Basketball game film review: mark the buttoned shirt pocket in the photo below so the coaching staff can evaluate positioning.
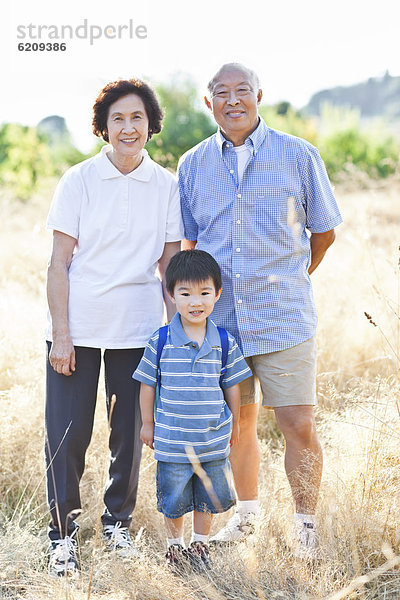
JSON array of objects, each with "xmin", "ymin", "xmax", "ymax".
[{"xmin": 251, "ymin": 185, "xmax": 306, "ymax": 229}]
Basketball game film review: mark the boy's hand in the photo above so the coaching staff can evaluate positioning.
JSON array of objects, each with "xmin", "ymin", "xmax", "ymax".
[
  {"xmin": 140, "ymin": 422, "xmax": 154, "ymax": 449},
  {"xmin": 230, "ymin": 422, "xmax": 240, "ymax": 447}
]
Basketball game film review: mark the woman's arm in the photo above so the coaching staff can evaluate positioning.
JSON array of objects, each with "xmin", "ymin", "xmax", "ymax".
[
  {"xmin": 158, "ymin": 241, "xmax": 180, "ymax": 322},
  {"xmin": 47, "ymin": 230, "xmax": 77, "ymax": 376},
  {"xmin": 223, "ymin": 384, "xmax": 241, "ymax": 447},
  {"xmin": 139, "ymin": 383, "xmax": 156, "ymax": 449}
]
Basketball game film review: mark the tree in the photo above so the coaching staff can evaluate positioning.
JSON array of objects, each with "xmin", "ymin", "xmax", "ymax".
[
  {"xmin": 0, "ymin": 123, "xmax": 55, "ymax": 200},
  {"xmin": 146, "ymin": 77, "xmax": 216, "ymax": 170}
]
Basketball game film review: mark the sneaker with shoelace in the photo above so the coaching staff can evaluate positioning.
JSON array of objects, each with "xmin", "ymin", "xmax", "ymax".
[
  {"xmin": 293, "ymin": 520, "xmax": 321, "ymax": 560},
  {"xmin": 209, "ymin": 511, "xmax": 256, "ymax": 545},
  {"xmin": 102, "ymin": 521, "xmax": 141, "ymax": 559},
  {"xmin": 48, "ymin": 530, "xmax": 79, "ymax": 578},
  {"xmin": 187, "ymin": 541, "xmax": 212, "ymax": 572}
]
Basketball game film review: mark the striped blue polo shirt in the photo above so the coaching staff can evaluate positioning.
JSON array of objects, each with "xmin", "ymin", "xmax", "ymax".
[
  {"xmin": 178, "ymin": 118, "xmax": 343, "ymax": 357},
  {"xmin": 133, "ymin": 313, "xmax": 252, "ymax": 463}
]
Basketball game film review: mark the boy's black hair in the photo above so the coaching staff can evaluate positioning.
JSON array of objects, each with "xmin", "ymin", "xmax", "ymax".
[{"xmin": 165, "ymin": 250, "xmax": 222, "ymax": 295}]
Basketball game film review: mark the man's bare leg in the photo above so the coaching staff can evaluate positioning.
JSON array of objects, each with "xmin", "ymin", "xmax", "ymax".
[
  {"xmin": 274, "ymin": 405, "xmax": 322, "ymax": 514},
  {"xmin": 210, "ymin": 403, "xmax": 260, "ymax": 543},
  {"xmin": 229, "ymin": 402, "xmax": 260, "ymax": 500}
]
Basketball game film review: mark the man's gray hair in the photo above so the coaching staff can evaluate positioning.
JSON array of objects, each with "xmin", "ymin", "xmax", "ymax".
[{"xmin": 207, "ymin": 63, "xmax": 260, "ymax": 94}]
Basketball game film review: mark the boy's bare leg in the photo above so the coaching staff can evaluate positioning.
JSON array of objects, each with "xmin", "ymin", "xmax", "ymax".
[
  {"xmin": 164, "ymin": 516, "xmax": 184, "ymax": 542},
  {"xmin": 192, "ymin": 511, "xmax": 212, "ymax": 536}
]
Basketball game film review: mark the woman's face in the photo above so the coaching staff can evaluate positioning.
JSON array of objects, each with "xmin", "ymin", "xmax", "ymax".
[{"xmin": 106, "ymin": 93, "xmax": 149, "ymax": 162}]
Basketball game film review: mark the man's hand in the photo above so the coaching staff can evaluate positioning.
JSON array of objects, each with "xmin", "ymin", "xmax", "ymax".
[
  {"xmin": 308, "ymin": 230, "xmax": 336, "ymax": 274},
  {"xmin": 140, "ymin": 422, "xmax": 154, "ymax": 449},
  {"xmin": 49, "ymin": 335, "xmax": 76, "ymax": 376},
  {"xmin": 230, "ymin": 421, "xmax": 240, "ymax": 447}
]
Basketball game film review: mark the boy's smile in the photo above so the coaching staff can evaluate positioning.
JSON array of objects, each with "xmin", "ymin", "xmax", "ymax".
[{"xmin": 169, "ymin": 278, "xmax": 221, "ymax": 331}]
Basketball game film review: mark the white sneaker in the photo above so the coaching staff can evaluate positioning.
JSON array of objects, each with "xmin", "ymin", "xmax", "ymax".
[
  {"xmin": 209, "ymin": 511, "xmax": 256, "ymax": 544},
  {"xmin": 293, "ymin": 521, "xmax": 320, "ymax": 560},
  {"xmin": 102, "ymin": 521, "xmax": 141, "ymax": 559},
  {"xmin": 48, "ymin": 531, "xmax": 79, "ymax": 578}
]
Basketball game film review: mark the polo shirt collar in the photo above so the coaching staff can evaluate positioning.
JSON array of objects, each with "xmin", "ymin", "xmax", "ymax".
[
  {"xmin": 168, "ymin": 313, "xmax": 221, "ymax": 353},
  {"xmin": 94, "ymin": 145, "xmax": 154, "ymax": 181},
  {"xmin": 215, "ymin": 116, "xmax": 268, "ymax": 156}
]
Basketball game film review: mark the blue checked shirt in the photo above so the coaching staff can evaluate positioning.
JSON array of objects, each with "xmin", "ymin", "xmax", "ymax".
[
  {"xmin": 133, "ymin": 314, "xmax": 251, "ymax": 463},
  {"xmin": 178, "ymin": 118, "xmax": 342, "ymax": 356}
]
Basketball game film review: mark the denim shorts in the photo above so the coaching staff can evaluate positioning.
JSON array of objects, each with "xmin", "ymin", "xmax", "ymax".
[{"xmin": 156, "ymin": 458, "xmax": 235, "ymax": 519}]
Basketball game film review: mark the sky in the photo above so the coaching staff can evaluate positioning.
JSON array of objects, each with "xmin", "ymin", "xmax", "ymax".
[{"xmin": 2, "ymin": 0, "xmax": 399, "ymax": 151}]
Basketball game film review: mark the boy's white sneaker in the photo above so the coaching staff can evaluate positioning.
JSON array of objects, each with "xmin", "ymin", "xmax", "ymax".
[{"xmin": 209, "ymin": 510, "xmax": 255, "ymax": 544}]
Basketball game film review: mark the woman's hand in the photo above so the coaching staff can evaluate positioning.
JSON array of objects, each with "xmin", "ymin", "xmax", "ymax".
[
  {"xmin": 49, "ymin": 335, "xmax": 76, "ymax": 376},
  {"xmin": 140, "ymin": 422, "xmax": 154, "ymax": 449}
]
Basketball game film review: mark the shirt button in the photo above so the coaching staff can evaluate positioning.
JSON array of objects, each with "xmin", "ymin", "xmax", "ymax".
[
  {"xmin": 230, "ymin": 169, "xmax": 234, "ymax": 174},
  {"xmin": 236, "ymin": 273, "xmax": 240, "ymax": 278},
  {"xmin": 192, "ymin": 344, "xmax": 196, "ymax": 348},
  {"xmin": 237, "ymin": 193, "xmax": 242, "ymax": 198},
  {"xmin": 236, "ymin": 219, "xmax": 241, "ymax": 224},
  {"xmin": 237, "ymin": 299, "xmax": 243, "ymax": 304},
  {"xmin": 236, "ymin": 248, "xmax": 240, "ymax": 252}
]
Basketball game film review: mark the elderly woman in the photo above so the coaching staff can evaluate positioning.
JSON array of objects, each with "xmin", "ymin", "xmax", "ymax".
[{"xmin": 45, "ymin": 79, "xmax": 183, "ymax": 577}]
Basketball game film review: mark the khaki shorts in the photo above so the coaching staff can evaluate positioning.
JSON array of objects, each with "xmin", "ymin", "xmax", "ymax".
[{"xmin": 239, "ymin": 336, "xmax": 317, "ymax": 408}]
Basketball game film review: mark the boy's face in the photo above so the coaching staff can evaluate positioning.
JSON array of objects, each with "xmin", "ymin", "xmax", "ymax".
[{"xmin": 169, "ymin": 278, "xmax": 221, "ymax": 328}]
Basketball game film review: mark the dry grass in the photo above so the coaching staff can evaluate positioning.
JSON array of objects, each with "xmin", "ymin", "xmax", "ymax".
[{"xmin": 1, "ymin": 177, "xmax": 399, "ymax": 599}]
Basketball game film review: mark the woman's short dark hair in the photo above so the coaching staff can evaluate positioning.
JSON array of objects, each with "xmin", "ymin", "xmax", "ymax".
[
  {"xmin": 92, "ymin": 78, "xmax": 163, "ymax": 142},
  {"xmin": 166, "ymin": 250, "xmax": 222, "ymax": 295}
]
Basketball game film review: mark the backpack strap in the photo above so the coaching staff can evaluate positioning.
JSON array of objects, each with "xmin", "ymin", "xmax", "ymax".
[
  {"xmin": 217, "ymin": 326, "xmax": 229, "ymax": 386},
  {"xmin": 154, "ymin": 325, "xmax": 169, "ymax": 417},
  {"xmin": 156, "ymin": 325, "xmax": 169, "ymax": 391}
]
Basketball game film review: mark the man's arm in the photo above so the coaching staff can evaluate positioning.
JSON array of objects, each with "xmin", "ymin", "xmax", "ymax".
[
  {"xmin": 158, "ymin": 241, "xmax": 180, "ymax": 321},
  {"xmin": 308, "ymin": 229, "xmax": 336, "ymax": 274},
  {"xmin": 181, "ymin": 239, "xmax": 197, "ymax": 251}
]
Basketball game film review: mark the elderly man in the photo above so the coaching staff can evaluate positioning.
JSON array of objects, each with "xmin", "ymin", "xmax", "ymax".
[{"xmin": 178, "ymin": 63, "xmax": 342, "ymax": 555}]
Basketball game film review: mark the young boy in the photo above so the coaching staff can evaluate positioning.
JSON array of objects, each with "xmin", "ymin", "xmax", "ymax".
[{"xmin": 133, "ymin": 250, "xmax": 252, "ymax": 571}]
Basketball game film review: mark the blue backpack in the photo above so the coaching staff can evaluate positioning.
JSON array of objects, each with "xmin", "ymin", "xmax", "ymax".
[{"xmin": 155, "ymin": 325, "xmax": 229, "ymax": 399}]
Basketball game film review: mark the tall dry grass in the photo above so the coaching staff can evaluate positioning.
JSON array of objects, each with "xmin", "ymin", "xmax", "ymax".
[{"xmin": 0, "ymin": 178, "xmax": 399, "ymax": 599}]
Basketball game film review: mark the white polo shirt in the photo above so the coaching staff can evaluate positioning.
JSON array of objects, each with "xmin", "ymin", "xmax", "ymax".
[{"xmin": 46, "ymin": 145, "xmax": 184, "ymax": 349}]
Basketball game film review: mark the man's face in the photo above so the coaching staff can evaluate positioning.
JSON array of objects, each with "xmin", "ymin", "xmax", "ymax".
[{"xmin": 205, "ymin": 68, "xmax": 262, "ymax": 143}]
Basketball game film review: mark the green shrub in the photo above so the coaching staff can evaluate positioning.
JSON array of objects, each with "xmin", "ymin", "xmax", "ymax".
[
  {"xmin": 317, "ymin": 106, "xmax": 399, "ymax": 181},
  {"xmin": 0, "ymin": 124, "xmax": 55, "ymax": 200},
  {"xmin": 259, "ymin": 103, "xmax": 318, "ymax": 146}
]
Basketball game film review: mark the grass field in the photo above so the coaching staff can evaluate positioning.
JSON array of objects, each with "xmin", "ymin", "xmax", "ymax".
[{"xmin": 0, "ymin": 177, "xmax": 399, "ymax": 599}]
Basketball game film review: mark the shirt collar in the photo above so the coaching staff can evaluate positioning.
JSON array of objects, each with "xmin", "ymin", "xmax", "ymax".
[
  {"xmin": 215, "ymin": 117, "xmax": 267, "ymax": 156},
  {"xmin": 168, "ymin": 313, "xmax": 221, "ymax": 349},
  {"xmin": 94, "ymin": 145, "xmax": 154, "ymax": 181}
]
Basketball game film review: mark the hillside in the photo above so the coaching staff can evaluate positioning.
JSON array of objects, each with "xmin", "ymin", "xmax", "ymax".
[
  {"xmin": 1, "ymin": 179, "xmax": 400, "ymax": 598},
  {"xmin": 304, "ymin": 71, "xmax": 400, "ymax": 119}
]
